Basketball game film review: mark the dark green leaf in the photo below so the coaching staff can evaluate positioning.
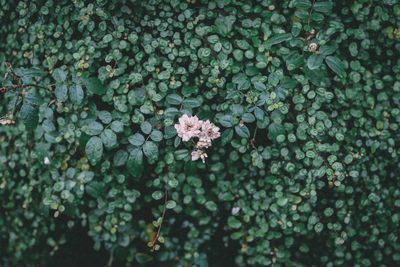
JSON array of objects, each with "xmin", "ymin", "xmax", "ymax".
[
  {"xmin": 101, "ymin": 129, "xmax": 117, "ymax": 149},
  {"xmin": 235, "ymin": 125, "xmax": 250, "ymax": 138},
  {"xmin": 264, "ymin": 33, "xmax": 292, "ymax": 47},
  {"xmin": 52, "ymin": 68, "xmax": 67, "ymax": 82},
  {"xmin": 140, "ymin": 121, "xmax": 153, "ymax": 134},
  {"xmin": 85, "ymin": 136, "xmax": 103, "ymax": 165},
  {"xmin": 143, "ymin": 141, "xmax": 158, "ymax": 160},
  {"xmin": 55, "ymin": 84, "xmax": 68, "ymax": 102},
  {"xmin": 85, "ymin": 77, "xmax": 106, "ymax": 95},
  {"xmin": 14, "ymin": 68, "xmax": 45, "ymax": 84},
  {"xmin": 150, "ymin": 130, "xmax": 163, "ymax": 142},
  {"xmin": 215, "ymin": 15, "xmax": 236, "ymax": 36},
  {"xmin": 294, "ymin": 0, "xmax": 312, "ymax": 9},
  {"xmin": 128, "ymin": 133, "xmax": 145, "ymax": 146},
  {"xmin": 82, "ymin": 121, "xmax": 104, "ymax": 136},
  {"xmin": 69, "ymin": 85, "xmax": 84, "ymax": 105},
  {"xmin": 166, "ymin": 94, "xmax": 183, "ymax": 105},
  {"xmin": 325, "ymin": 56, "xmax": 346, "ymax": 77},
  {"xmin": 307, "ymin": 54, "xmax": 324, "ymax": 70},
  {"xmin": 313, "ymin": 1, "xmax": 333, "ymax": 13},
  {"xmin": 20, "ymin": 101, "xmax": 39, "ymax": 130}
]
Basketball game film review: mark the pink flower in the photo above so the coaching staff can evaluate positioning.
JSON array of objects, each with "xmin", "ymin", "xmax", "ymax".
[
  {"xmin": 174, "ymin": 114, "xmax": 202, "ymax": 141},
  {"xmin": 199, "ymin": 120, "xmax": 220, "ymax": 141},
  {"xmin": 0, "ymin": 118, "xmax": 15, "ymax": 125},
  {"xmin": 196, "ymin": 139, "xmax": 212, "ymax": 149},
  {"xmin": 191, "ymin": 150, "xmax": 208, "ymax": 163},
  {"xmin": 175, "ymin": 115, "xmax": 220, "ymax": 163}
]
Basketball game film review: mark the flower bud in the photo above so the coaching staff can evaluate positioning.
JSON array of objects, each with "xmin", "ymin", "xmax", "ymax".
[{"xmin": 308, "ymin": 43, "xmax": 318, "ymax": 52}]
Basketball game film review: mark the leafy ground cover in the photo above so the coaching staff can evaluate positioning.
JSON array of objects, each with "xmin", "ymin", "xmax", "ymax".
[{"xmin": 1, "ymin": 0, "xmax": 399, "ymax": 266}]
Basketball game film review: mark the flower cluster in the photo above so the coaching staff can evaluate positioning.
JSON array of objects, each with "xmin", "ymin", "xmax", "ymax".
[
  {"xmin": 174, "ymin": 114, "xmax": 220, "ymax": 163},
  {"xmin": 0, "ymin": 117, "xmax": 15, "ymax": 125}
]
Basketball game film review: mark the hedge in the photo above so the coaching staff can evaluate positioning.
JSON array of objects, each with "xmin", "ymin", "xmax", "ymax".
[{"xmin": 1, "ymin": 0, "xmax": 400, "ymax": 266}]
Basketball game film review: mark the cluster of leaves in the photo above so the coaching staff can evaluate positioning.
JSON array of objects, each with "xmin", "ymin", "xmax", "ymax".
[{"xmin": 1, "ymin": 0, "xmax": 400, "ymax": 266}]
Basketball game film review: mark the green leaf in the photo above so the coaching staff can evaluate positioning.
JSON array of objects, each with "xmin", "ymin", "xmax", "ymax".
[
  {"xmin": 111, "ymin": 121, "xmax": 124, "ymax": 133},
  {"xmin": 325, "ymin": 56, "xmax": 346, "ymax": 77},
  {"xmin": 286, "ymin": 51, "xmax": 304, "ymax": 70},
  {"xmin": 313, "ymin": 1, "xmax": 333, "ymax": 13},
  {"xmin": 182, "ymin": 85, "xmax": 198, "ymax": 96},
  {"xmin": 242, "ymin": 113, "xmax": 255, "ymax": 123},
  {"xmin": 130, "ymin": 148, "xmax": 143, "ymax": 163},
  {"xmin": 307, "ymin": 54, "xmax": 324, "ymax": 70},
  {"xmin": 205, "ymin": 201, "xmax": 218, "ymax": 212},
  {"xmin": 264, "ymin": 33, "xmax": 292, "ymax": 47},
  {"xmin": 221, "ymin": 129, "xmax": 233, "ymax": 145},
  {"xmin": 268, "ymin": 123, "xmax": 285, "ymax": 141},
  {"xmin": 14, "ymin": 68, "xmax": 45, "ymax": 84},
  {"xmin": 53, "ymin": 181, "xmax": 65, "ymax": 192},
  {"xmin": 235, "ymin": 125, "xmax": 250, "ymax": 138},
  {"xmin": 254, "ymin": 107, "xmax": 265, "ymax": 120},
  {"xmin": 174, "ymin": 149, "xmax": 189, "ymax": 160},
  {"xmin": 86, "ymin": 181, "xmax": 105, "ymax": 198},
  {"xmin": 128, "ymin": 133, "xmax": 145, "ymax": 146},
  {"xmin": 127, "ymin": 148, "xmax": 144, "ymax": 177},
  {"xmin": 82, "ymin": 121, "xmax": 104, "ymax": 136},
  {"xmin": 101, "ymin": 129, "xmax": 117, "ymax": 149},
  {"xmin": 219, "ymin": 115, "xmax": 233, "ymax": 128},
  {"xmin": 85, "ymin": 77, "xmax": 106, "ymax": 95},
  {"xmin": 294, "ymin": 0, "xmax": 312, "ymax": 9},
  {"xmin": 54, "ymin": 84, "xmax": 68, "ymax": 102},
  {"xmin": 152, "ymin": 191, "xmax": 164, "ymax": 200},
  {"xmin": 19, "ymin": 90, "xmax": 40, "ymax": 130},
  {"xmin": 166, "ymin": 200, "xmax": 177, "ymax": 209},
  {"xmin": 113, "ymin": 150, "xmax": 128, "ymax": 167},
  {"xmin": 158, "ymin": 70, "xmax": 171, "ymax": 80},
  {"xmin": 150, "ymin": 130, "xmax": 163, "ymax": 142},
  {"xmin": 25, "ymin": 88, "xmax": 42, "ymax": 105},
  {"xmin": 319, "ymin": 45, "xmax": 336, "ymax": 56},
  {"xmin": 52, "ymin": 68, "xmax": 67, "ymax": 82},
  {"xmin": 304, "ymin": 67, "xmax": 331, "ymax": 87},
  {"xmin": 69, "ymin": 85, "xmax": 84, "ymax": 105},
  {"xmin": 140, "ymin": 121, "xmax": 152, "ymax": 134},
  {"xmin": 253, "ymin": 81, "xmax": 266, "ymax": 91},
  {"xmin": 164, "ymin": 126, "xmax": 177, "ymax": 139},
  {"xmin": 20, "ymin": 101, "xmax": 39, "ymax": 130},
  {"xmin": 85, "ymin": 136, "xmax": 103, "ymax": 165},
  {"xmin": 143, "ymin": 141, "xmax": 158, "ymax": 160},
  {"xmin": 228, "ymin": 216, "xmax": 242, "ymax": 229},
  {"xmin": 135, "ymin": 253, "xmax": 153, "ymax": 264},
  {"xmin": 277, "ymin": 197, "xmax": 288, "ymax": 206},
  {"xmin": 215, "ymin": 15, "xmax": 236, "ymax": 36},
  {"xmin": 183, "ymin": 98, "xmax": 201, "ymax": 108},
  {"xmin": 98, "ymin": 111, "xmax": 112, "ymax": 124},
  {"xmin": 166, "ymin": 94, "xmax": 183, "ymax": 105}
]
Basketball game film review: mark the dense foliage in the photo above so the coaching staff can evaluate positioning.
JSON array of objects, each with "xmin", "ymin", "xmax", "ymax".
[{"xmin": 1, "ymin": 0, "xmax": 400, "ymax": 266}]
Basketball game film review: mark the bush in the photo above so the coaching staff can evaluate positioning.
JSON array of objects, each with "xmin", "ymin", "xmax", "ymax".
[{"xmin": 1, "ymin": 0, "xmax": 400, "ymax": 266}]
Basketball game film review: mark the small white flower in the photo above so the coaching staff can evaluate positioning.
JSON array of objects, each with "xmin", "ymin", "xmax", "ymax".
[
  {"xmin": 232, "ymin": 207, "xmax": 241, "ymax": 215},
  {"xmin": 44, "ymin": 157, "xmax": 50, "ymax": 165}
]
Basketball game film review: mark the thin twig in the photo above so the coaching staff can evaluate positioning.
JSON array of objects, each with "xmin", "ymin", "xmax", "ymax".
[
  {"xmin": 150, "ymin": 186, "xmax": 168, "ymax": 252},
  {"xmin": 106, "ymin": 248, "xmax": 114, "ymax": 267},
  {"xmin": 251, "ymin": 126, "xmax": 258, "ymax": 148}
]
